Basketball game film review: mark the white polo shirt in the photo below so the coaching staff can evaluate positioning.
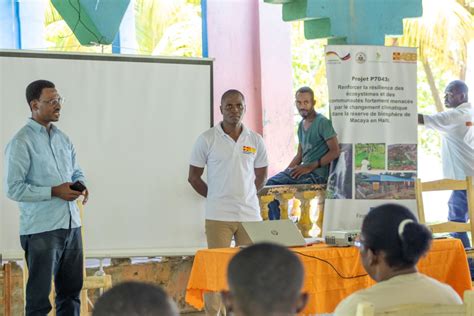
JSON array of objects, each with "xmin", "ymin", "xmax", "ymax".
[
  {"xmin": 190, "ymin": 123, "xmax": 268, "ymax": 221},
  {"xmin": 424, "ymin": 102, "xmax": 474, "ymax": 180}
]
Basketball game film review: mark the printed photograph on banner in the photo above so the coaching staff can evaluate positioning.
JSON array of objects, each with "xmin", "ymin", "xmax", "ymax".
[
  {"xmin": 355, "ymin": 172, "xmax": 416, "ymax": 200},
  {"xmin": 387, "ymin": 144, "xmax": 417, "ymax": 171},
  {"xmin": 355, "ymin": 143, "xmax": 386, "ymax": 172},
  {"xmin": 327, "ymin": 143, "xmax": 353, "ymax": 199}
]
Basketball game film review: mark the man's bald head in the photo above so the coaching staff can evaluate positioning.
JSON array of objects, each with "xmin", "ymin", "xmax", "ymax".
[{"xmin": 445, "ymin": 80, "xmax": 468, "ymax": 108}]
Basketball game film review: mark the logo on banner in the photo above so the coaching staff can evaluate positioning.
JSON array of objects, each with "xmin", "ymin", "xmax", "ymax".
[
  {"xmin": 392, "ymin": 52, "xmax": 417, "ymax": 63},
  {"xmin": 355, "ymin": 52, "xmax": 366, "ymax": 64},
  {"xmin": 368, "ymin": 51, "xmax": 388, "ymax": 64},
  {"xmin": 326, "ymin": 51, "xmax": 351, "ymax": 64}
]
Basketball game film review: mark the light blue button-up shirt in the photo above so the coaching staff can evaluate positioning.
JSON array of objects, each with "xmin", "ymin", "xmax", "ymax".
[{"xmin": 4, "ymin": 119, "xmax": 86, "ymax": 235}]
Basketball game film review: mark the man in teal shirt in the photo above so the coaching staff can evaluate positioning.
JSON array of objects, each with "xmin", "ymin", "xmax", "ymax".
[{"xmin": 267, "ymin": 86, "xmax": 340, "ymax": 185}]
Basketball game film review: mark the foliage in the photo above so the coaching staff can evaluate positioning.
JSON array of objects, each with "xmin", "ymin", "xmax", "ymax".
[
  {"xmin": 390, "ymin": 0, "xmax": 473, "ymax": 79},
  {"xmin": 134, "ymin": 0, "xmax": 202, "ymax": 56},
  {"xmin": 290, "ymin": 22, "xmax": 328, "ymax": 115},
  {"xmin": 355, "ymin": 144, "xmax": 386, "ymax": 170},
  {"xmin": 43, "ymin": 0, "xmax": 202, "ymax": 57},
  {"xmin": 416, "ymin": 61, "xmax": 447, "ymax": 159},
  {"xmin": 150, "ymin": 5, "xmax": 202, "ymax": 56}
]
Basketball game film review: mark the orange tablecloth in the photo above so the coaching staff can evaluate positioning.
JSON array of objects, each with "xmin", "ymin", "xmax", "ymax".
[{"xmin": 185, "ymin": 238, "xmax": 471, "ymax": 314}]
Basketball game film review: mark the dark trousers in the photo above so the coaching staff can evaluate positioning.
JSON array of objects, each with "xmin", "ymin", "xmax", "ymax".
[
  {"xmin": 447, "ymin": 190, "xmax": 474, "ymax": 279},
  {"xmin": 266, "ymin": 168, "xmax": 326, "ymax": 186},
  {"xmin": 448, "ymin": 190, "xmax": 470, "ymax": 248},
  {"xmin": 20, "ymin": 228, "xmax": 83, "ymax": 316}
]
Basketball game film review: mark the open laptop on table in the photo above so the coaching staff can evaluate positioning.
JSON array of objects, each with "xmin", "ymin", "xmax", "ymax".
[{"xmin": 242, "ymin": 219, "xmax": 323, "ymax": 247}]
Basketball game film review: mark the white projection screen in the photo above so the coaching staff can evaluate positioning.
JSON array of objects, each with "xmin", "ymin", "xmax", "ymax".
[{"xmin": 0, "ymin": 50, "xmax": 212, "ymax": 259}]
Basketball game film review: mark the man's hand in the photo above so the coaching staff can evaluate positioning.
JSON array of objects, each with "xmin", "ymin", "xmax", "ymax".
[
  {"xmin": 290, "ymin": 165, "xmax": 313, "ymax": 179},
  {"xmin": 52, "ymin": 182, "xmax": 82, "ymax": 201},
  {"xmin": 188, "ymin": 165, "xmax": 208, "ymax": 197}
]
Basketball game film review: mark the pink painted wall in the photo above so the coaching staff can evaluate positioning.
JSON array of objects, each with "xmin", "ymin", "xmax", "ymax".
[
  {"xmin": 258, "ymin": 2, "xmax": 295, "ymax": 176},
  {"xmin": 207, "ymin": 0, "xmax": 262, "ymax": 134},
  {"xmin": 207, "ymin": 0, "xmax": 294, "ymax": 176}
]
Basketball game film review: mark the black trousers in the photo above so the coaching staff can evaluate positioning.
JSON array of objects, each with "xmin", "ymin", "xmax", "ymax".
[{"xmin": 20, "ymin": 228, "xmax": 83, "ymax": 316}]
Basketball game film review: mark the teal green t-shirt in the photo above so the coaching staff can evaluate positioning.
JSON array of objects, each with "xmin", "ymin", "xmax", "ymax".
[{"xmin": 297, "ymin": 113, "xmax": 337, "ymax": 180}]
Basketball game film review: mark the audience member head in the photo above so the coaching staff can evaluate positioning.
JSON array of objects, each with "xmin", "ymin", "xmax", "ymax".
[
  {"xmin": 92, "ymin": 281, "xmax": 179, "ymax": 316},
  {"xmin": 444, "ymin": 80, "xmax": 468, "ymax": 108},
  {"xmin": 358, "ymin": 203, "xmax": 432, "ymax": 282},
  {"xmin": 222, "ymin": 242, "xmax": 307, "ymax": 316},
  {"xmin": 295, "ymin": 86, "xmax": 315, "ymax": 119}
]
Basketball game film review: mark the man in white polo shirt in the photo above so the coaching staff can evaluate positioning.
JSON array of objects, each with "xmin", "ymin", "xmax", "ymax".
[
  {"xmin": 188, "ymin": 89, "xmax": 268, "ymax": 315},
  {"xmin": 188, "ymin": 89, "xmax": 268, "ymax": 248},
  {"xmin": 418, "ymin": 80, "xmax": 473, "ymax": 248}
]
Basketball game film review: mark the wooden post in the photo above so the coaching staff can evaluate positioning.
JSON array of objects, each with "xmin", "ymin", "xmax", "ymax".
[
  {"xmin": 415, "ymin": 178, "xmax": 426, "ymax": 223},
  {"xmin": 78, "ymin": 200, "xmax": 89, "ymax": 315},
  {"xmin": 3, "ymin": 262, "xmax": 12, "ymax": 316}
]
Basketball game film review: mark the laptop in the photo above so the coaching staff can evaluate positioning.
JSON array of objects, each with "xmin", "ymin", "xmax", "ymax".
[{"xmin": 242, "ymin": 219, "xmax": 323, "ymax": 247}]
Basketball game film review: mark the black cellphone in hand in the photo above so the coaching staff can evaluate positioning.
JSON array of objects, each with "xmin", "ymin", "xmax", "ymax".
[{"xmin": 70, "ymin": 181, "xmax": 86, "ymax": 192}]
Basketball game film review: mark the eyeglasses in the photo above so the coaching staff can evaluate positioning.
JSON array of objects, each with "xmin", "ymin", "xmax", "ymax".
[{"xmin": 39, "ymin": 97, "xmax": 64, "ymax": 106}]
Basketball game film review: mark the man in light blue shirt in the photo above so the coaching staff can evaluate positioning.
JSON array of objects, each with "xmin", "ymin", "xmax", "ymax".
[{"xmin": 4, "ymin": 80, "xmax": 89, "ymax": 316}]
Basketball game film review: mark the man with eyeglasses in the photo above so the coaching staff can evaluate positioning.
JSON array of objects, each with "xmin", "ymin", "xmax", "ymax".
[
  {"xmin": 188, "ymin": 89, "xmax": 268, "ymax": 315},
  {"xmin": 418, "ymin": 80, "xmax": 473, "ymax": 249},
  {"xmin": 4, "ymin": 79, "xmax": 88, "ymax": 316}
]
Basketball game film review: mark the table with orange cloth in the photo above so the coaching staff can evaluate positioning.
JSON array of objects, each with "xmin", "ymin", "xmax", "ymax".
[{"xmin": 185, "ymin": 238, "xmax": 471, "ymax": 315}]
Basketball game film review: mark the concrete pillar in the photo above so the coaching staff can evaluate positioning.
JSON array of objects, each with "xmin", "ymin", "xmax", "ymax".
[{"xmin": 207, "ymin": 0, "xmax": 295, "ymax": 175}]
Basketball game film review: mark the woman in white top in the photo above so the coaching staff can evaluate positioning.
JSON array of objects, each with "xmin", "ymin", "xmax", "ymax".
[{"xmin": 334, "ymin": 203, "xmax": 462, "ymax": 316}]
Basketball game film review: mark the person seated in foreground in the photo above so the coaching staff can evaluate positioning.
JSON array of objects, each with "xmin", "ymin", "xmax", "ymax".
[
  {"xmin": 92, "ymin": 281, "xmax": 179, "ymax": 316},
  {"xmin": 221, "ymin": 242, "xmax": 308, "ymax": 316},
  {"xmin": 334, "ymin": 203, "xmax": 462, "ymax": 316}
]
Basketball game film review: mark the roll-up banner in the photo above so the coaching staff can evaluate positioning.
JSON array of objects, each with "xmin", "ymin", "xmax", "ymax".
[{"xmin": 323, "ymin": 45, "xmax": 418, "ymax": 233}]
